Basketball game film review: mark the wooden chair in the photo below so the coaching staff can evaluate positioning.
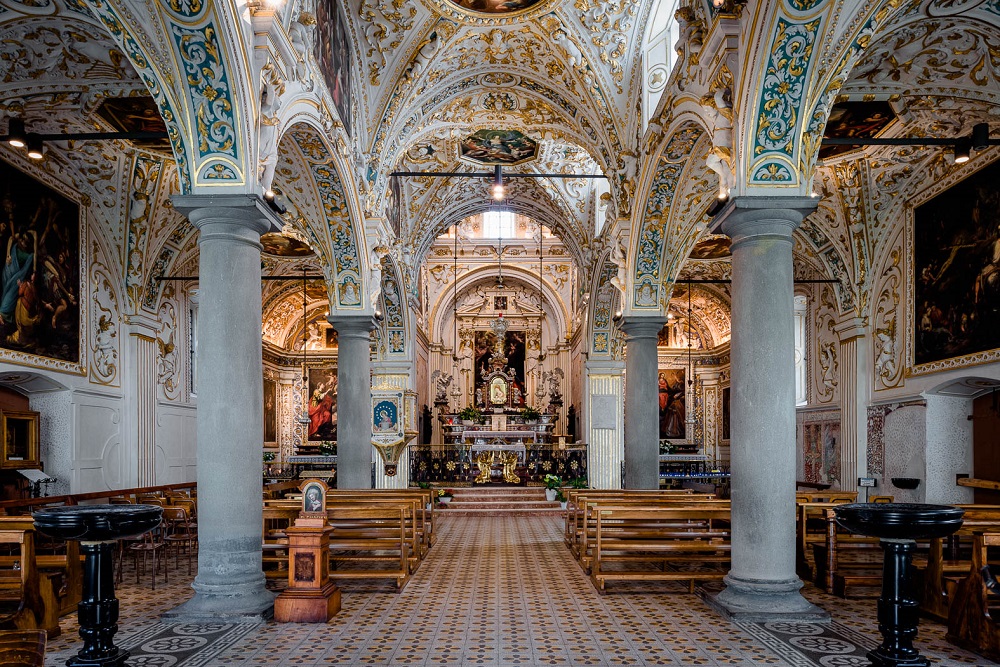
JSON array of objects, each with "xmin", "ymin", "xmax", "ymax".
[
  {"xmin": 162, "ymin": 507, "xmax": 195, "ymax": 576},
  {"xmin": 870, "ymin": 495, "xmax": 894, "ymax": 503},
  {"xmin": 128, "ymin": 521, "xmax": 167, "ymax": 589}
]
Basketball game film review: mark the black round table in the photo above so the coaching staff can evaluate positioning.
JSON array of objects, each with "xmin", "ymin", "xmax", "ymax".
[
  {"xmin": 33, "ymin": 504, "xmax": 163, "ymax": 667},
  {"xmin": 834, "ymin": 503, "xmax": 964, "ymax": 667}
]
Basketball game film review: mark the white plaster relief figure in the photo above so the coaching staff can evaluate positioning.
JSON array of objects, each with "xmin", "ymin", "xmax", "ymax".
[
  {"xmin": 874, "ymin": 329, "xmax": 897, "ymax": 381},
  {"xmin": 552, "ymin": 30, "xmax": 586, "ymax": 71},
  {"xmin": 289, "ymin": 12, "xmax": 317, "ymax": 86},
  {"xmin": 609, "ymin": 239, "xmax": 628, "ymax": 298},
  {"xmin": 819, "ymin": 341, "xmax": 838, "ymax": 395},
  {"xmin": 258, "ymin": 65, "xmax": 284, "ymax": 196},
  {"xmin": 406, "ymin": 32, "xmax": 439, "ymax": 83},
  {"xmin": 702, "ymin": 88, "xmax": 734, "ymax": 199},
  {"xmin": 369, "ymin": 246, "xmax": 389, "ymax": 311}
]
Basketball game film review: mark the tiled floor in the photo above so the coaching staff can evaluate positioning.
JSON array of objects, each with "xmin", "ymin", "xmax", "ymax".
[{"xmin": 45, "ymin": 515, "xmax": 995, "ymax": 666}]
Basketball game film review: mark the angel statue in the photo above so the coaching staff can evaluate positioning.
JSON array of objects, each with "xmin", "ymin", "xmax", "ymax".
[{"xmin": 609, "ymin": 239, "xmax": 627, "ymax": 297}]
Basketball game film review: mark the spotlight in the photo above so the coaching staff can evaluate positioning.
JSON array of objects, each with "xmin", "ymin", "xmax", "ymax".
[
  {"xmin": 491, "ymin": 164, "xmax": 505, "ymax": 201},
  {"xmin": 26, "ymin": 134, "xmax": 43, "ymax": 160},
  {"xmin": 972, "ymin": 123, "xmax": 990, "ymax": 151},
  {"xmin": 612, "ymin": 310, "xmax": 623, "ymax": 323},
  {"xmin": 6, "ymin": 118, "xmax": 26, "ymax": 148},
  {"xmin": 706, "ymin": 194, "xmax": 729, "ymax": 217},
  {"xmin": 374, "ymin": 308, "xmax": 384, "ymax": 321},
  {"xmin": 263, "ymin": 189, "xmax": 276, "ymax": 201},
  {"xmin": 954, "ymin": 140, "xmax": 971, "ymax": 164}
]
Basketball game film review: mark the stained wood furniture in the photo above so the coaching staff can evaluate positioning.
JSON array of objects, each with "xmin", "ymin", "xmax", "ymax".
[
  {"xmin": 0, "ymin": 629, "xmax": 46, "ymax": 667},
  {"xmin": 947, "ymin": 530, "xmax": 1000, "ymax": 662}
]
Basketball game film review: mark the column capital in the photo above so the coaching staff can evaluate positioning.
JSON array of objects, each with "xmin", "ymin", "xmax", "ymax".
[
  {"xmin": 833, "ymin": 316, "xmax": 868, "ymax": 342},
  {"xmin": 584, "ymin": 359, "xmax": 626, "ymax": 374},
  {"xmin": 171, "ymin": 194, "xmax": 280, "ymax": 236},
  {"xmin": 619, "ymin": 315, "xmax": 667, "ymax": 340},
  {"xmin": 711, "ymin": 196, "xmax": 818, "ymax": 241},
  {"xmin": 329, "ymin": 314, "xmax": 376, "ymax": 336}
]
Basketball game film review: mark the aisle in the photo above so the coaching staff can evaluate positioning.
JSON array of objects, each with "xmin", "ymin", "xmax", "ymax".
[{"xmin": 45, "ymin": 515, "xmax": 988, "ymax": 666}]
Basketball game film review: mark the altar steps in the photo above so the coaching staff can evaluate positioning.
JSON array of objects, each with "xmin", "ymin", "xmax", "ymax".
[{"xmin": 439, "ymin": 487, "xmax": 563, "ymax": 517}]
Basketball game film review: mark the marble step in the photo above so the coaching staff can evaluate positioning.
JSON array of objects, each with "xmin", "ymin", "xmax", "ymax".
[
  {"xmin": 449, "ymin": 493, "xmax": 547, "ymax": 502},
  {"xmin": 439, "ymin": 507, "xmax": 566, "ymax": 517},
  {"xmin": 444, "ymin": 500, "xmax": 558, "ymax": 510}
]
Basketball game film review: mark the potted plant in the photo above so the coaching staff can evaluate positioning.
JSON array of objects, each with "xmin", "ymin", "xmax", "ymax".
[
  {"xmin": 555, "ymin": 489, "xmax": 567, "ymax": 510},
  {"xmin": 319, "ymin": 441, "xmax": 336, "ymax": 456},
  {"xmin": 263, "ymin": 452, "xmax": 276, "ymax": 464},
  {"xmin": 437, "ymin": 488, "xmax": 454, "ymax": 504},
  {"xmin": 569, "ymin": 476, "xmax": 587, "ymax": 489},
  {"xmin": 457, "ymin": 406, "xmax": 481, "ymax": 426},
  {"xmin": 520, "ymin": 406, "xmax": 540, "ymax": 424},
  {"xmin": 543, "ymin": 474, "xmax": 562, "ymax": 502}
]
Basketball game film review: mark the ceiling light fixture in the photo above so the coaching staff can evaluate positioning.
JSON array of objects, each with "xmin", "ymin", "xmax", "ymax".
[
  {"xmin": 26, "ymin": 134, "xmax": 44, "ymax": 160},
  {"xmin": 821, "ymin": 122, "xmax": 998, "ymax": 163},
  {"xmin": 954, "ymin": 140, "xmax": 971, "ymax": 164},
  {"xmin": 491, "ymin": 165, "xmax": 505, "ymax": 201},
  {"xmin": 6, "ymin": 118, "xmax": 26, "ymax": 148}
]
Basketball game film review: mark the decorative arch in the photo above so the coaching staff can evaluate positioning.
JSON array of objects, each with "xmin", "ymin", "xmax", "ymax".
[
  {"xmin": 277, "ymin": 122, "xmax": 368, "ymax": 312},
  {"xmin": 376, "ymin": 254, "xmax": 409, "ymax": 358},
  {"xmin": 587, "ymin": 252, "xmax": 623, "ymax": 359}
]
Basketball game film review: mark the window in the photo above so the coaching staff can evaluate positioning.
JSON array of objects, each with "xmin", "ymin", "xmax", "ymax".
[
  {"xmin": 483, "ymin": 210, "xmax": 516, "ymax": 239},
  {"xmin": 794, "ymin": 295, "xmax": 807, "ymax": 406}
]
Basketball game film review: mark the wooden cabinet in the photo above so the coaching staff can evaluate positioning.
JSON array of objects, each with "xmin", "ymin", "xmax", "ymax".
[{"xmin": 1, "ymin": 409, "xmax": 40, "ymax": 469}]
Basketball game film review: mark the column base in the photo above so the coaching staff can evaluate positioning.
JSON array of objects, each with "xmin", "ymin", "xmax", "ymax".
[
  {"xmin": 161, "ymin": 579, "xmax": 274, "ymax": 623},
  {"xmin": 700, "ymin": 574, "xmax": 830, "ymax": 623}
]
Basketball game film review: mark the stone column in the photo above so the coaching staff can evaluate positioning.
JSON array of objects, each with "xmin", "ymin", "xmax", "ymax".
[
  {"xmin": 583, "ymin": 359, "xmax": 626, "ymax": 489},
  {"xmin": 835, "ymin": 318, "xmax": 868, "ymax": 496},
  {"xmin": 707, "ymin": 197, "xmax": 828, "ymax": 621},
  {"xmin": 330, "ymin": 315, "xmax": 375, "ymax": 489},
  {"xmin": 620, "ymin": 317, "xmax": 667, "ymax": 489},
  {"xmin": 164, "ymin": 195, "xmax": 276, "ymax": 621}
]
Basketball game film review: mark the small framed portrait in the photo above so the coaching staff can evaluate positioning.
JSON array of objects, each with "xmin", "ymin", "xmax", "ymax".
[{"xmin": 300, "ymin": 479, "xmax": 328, "ymax": 514}]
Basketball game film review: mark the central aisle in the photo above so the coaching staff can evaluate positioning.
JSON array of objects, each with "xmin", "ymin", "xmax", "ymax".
[{"xmin": 46, "ymin": 515, "xmax": 989, "ymax": 666}]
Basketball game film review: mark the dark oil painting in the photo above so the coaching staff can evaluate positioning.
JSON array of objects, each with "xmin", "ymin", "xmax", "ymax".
[
  {"xmin": 658, "ymin": 369, "xmax": 686, "ymax": 440},
  {"xmin": 722, "ymin": 386, "xmax": 730, "ymax": 440},
  {"xmin": 819, "ymin": 101, "xmax": 896, "ymax": 160},
  {"xmin": 263, "ymin": 377, "xmax": 277, "ymax": 443},
  {"xmin": 0, "ymin": 160, "xmax": 80, "ymax": 363},
  {"xmin": 473, "ymin": 329, "xmax": 526, "ymax": 393},
  {"xmin": 95, "ymin": 96, "xmax": 172, "ymax": 154},
  {"xmin": 460, "ymin": 129, "xmax": 538, "ymax": 165},
  {"xmin": 387, "ymin": 174, "xmax": 402, "ymax": 239},
  {"xmin": 315, "ymin": 0, "xmax": 352, "ymax": 137},
  {"xmin": 914, "ymin": 159, "xmax": 1000, "ymax": 366},
  {"xmin": 445, "ymin": 0, "xmax": 543, "ymax": 13},
  {"xmin": 307, "ymin": 367, "xmax": 338, "ymax": 441}
]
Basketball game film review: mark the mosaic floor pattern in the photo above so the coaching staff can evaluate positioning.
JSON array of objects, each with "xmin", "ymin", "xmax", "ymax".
[{"xmin": 44, "ymin": 515, "xmax": 995, "ymax": 666}]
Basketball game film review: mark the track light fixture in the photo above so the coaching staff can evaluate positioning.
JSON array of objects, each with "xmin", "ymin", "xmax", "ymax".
[
  {"xmin": 706, "ymin": 194, "xmax": 729, "ymax": 217},
  {"xmin": 821, "ymin": 122, "xmax": 997, "ymax": 163},
  {"xmin": 6, "ymin": 118, "xmax": 26, "ymax": 148},
  {"xmin": 26, "ymin": 134, "xmax": 43, "ymax": 160},
  {"xmin": 972, "ymin": 123, "xmax": 990, "ymax": 151},
  {"xmin": 954, "ymin": 140, "xmax": 971, "ymax": 164},
  {"xmin": 491, "ymin": 165, "xmax": 505, "ymax": 201}
]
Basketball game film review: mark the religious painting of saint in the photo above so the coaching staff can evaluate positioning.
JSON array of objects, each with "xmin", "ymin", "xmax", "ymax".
[
  {"xmin": 819, "ymin": 101, "xmax": 896, "ymax": 160},
  {"xmin": 444, "ymin": 0, "xmax": 544, "ymax": 14},
  {"xmin": 914, "ymin": 159, "xmax": 1000, "ymax": 367},
  {"xmin": 302, "ymin": 481, "xmax": 326, "ymax": 513},
  {"xmin": 657, "ymin": 369, "xmax": 686, "ymax": 440},
  {"xmin": 314, "ymin": 0, "xmax": 352, "ymax": 137},
  {"xmin": 460, "ymin": 129, "xmax": 538, "ymax": 166},
  {"xmin": 0, "ymin": 160, "xmax": 80, "ymax": 364},
  {"xmin": 307, "ymin": 368, "xmax": 338, "ymax": 441},
  {"xmin": 263, "ymin": 378, "xmax": 277, "ymax": 444},
  {"xmin": 95, "ymin": 96, "xmax": 172, "ymax": 154},
  {"xmin": 372, "ymin": 399, "xmax": 399, "ymax": 434}
]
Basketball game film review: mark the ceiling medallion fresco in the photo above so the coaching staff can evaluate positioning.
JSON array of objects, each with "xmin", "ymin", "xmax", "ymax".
[
  {"xmin": 261, "ymin": 233, "xmax": 315, "ymax": 258},
  {"xmin": 819, "ymin": 101, "xmax": 897, "ymax": 160},
  {"xmin": 460, "ymin": 129, "xmax": 538, "ymax": 166},
  {"xmin": 443, "ymin": 0, "xmax": 546, "ymax": 15},
  {"xmin": 689, "ymin": 236, "xmax": 732, "ymax": 260}
]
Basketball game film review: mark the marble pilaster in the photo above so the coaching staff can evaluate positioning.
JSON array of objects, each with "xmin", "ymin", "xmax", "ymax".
[
  {"xmin": 583, "ymin": 359, "xmax": 625, "ymax": 489},
  {"xmin": 621, "ymin": 317, "xmax": 667, "ymax": 489},
  {"xmin": 163, "ymin": 195, "xmax": 276, "ymax": 621},
  {"xmin": 705, "ymin": 197, "xmax": 828, "ymax": 622}
]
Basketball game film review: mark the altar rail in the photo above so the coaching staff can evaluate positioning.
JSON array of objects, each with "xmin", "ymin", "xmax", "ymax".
[
  {"xmin": 409, "ymin": 443, "xmax": 587, "ymax": 485},
  {"xmin": 0, "ymin": 482, "xmax": 197, "ymax": 515}
]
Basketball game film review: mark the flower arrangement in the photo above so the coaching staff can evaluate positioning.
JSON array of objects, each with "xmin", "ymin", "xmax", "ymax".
[
  {"xmin": 263, "ymin": 452, "xmax": 276, "ymax": 463},
  {"xmin": 437, "ymin": 489, "xmax": 454, "ymax": 499},
  {"xmin": 554, "ymin": 489, "xmax": 566, "ymax": 503},
  {"xmin": 520, "ymin": 406, "xmax": 541, "ymax": 421},
  {"xmin": 543, "ymin": 474, "xmax": 563, "ymax": 490},
  {"xmin": 457, "ymin": 406, "xmax": 482, "ymax": 423},
  {"xmin": 569, "ymin": 476, "xmax": 588, "ymax": 489},
  {"xmin": 318, "ymin": 441, "xmax": 336, "ymax": 456}
]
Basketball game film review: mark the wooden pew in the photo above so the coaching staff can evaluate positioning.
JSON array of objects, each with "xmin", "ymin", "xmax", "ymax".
[
  {"xmin": 589, "ymin": 506, "xmax": 731, "ymax": 593},
  {"xmin": 796, "ymin": 500, "xmax": 859, "ymax": 582},
  {"xmin": 0, "ymin": 630, "xmax": 45, "ymax": 667},
  {"xmin": 947, "ymin": 530, "xmax": 1000, "ymax": 662},
  {"xmin": 920, "ymin": 506, "xmax": 1000, "ymax": 621},
  {"xmin": 0, "ymin": 523, "xmax": 61, "ymax": 638},
  {"xmin": 811, "ymin": 508, "xmax": 882, "ymax": 596},
  {"xmin": 326, "ymin": 505, "xmax": 411, "ymax": 590}
]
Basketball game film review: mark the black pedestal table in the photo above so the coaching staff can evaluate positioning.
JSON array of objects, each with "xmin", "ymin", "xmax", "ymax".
[
  {"xmin": 32, "ymin": 504, "xmax": 163, "ymax": 667},
  {"xmin": 834, "ymin": 503, "xmax": 964, "ymax": 667}
]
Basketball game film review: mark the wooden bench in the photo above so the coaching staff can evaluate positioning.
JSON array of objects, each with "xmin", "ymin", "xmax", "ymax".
[
  {"xmin": 589, "ymin": 506, "xmax": 731, "ymax": 593},
  {"xmin": 947, "ymin": 530, "xmax": 1000, "ymax": 662},
  {"xmin": 326, "ymin": 505, "xmax": 411, "ymax": 590},
  {"xmin": 796, "ymin": 500, "xmax": 859, "ymax": 582},
  {"xmin": 0, "ymin": 629, "xmax": 45, "ymax": 667},
  {"xmin": 0, "ymin": 524, "xmax": 61, "ymax": 638}
]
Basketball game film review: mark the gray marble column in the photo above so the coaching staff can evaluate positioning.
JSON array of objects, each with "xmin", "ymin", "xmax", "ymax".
[
  {"xmin": 706, "ymin": 197, "xmax": 828, "ymax": 622},
  {"xmin": 621, "ymin": 316, "xmax": 667, "ymax": 489},
  {"xmin": 330, "ymin": 314, "xmax": 375, "ymax": 489},
  {"xmin": 164, "ymin": 195, "xmax": 276, "ymax": 621}
]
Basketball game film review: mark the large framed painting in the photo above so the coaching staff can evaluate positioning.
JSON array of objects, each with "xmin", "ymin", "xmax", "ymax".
[
  {"xmin": 473, "ymin": 329, "xmax": 525, "ymax": 389},
  {"xmin": 444, "ymin": 0, "xmax": 544, "ymax": 15},
  {"xmin": 315, "ymin": 0, "xmax": 352, "ymax": 137},
  {"xmin": 387, "ymin": 175, "xmax": 402, "ymax": 239},
  {"xmin": 658, "ymin": 369, "xmax": 686, "ymax": 440},
  {"xmin": 913, "ymin": 158, "xmax": 1000, "ymax": 369},
  {"xmin": 819, "ymin": 101, "xmax": 896, "ymax": 161},
  {"xmin": 263, "ymin": 378, "xmax": 277, "ymax": 444},
  {"xmin": 721, "ymin": 386, "xmax": 730, "ymax": 441},
  {"xmin": 95, "ymin": 96, "xmax": 171, "ymax": 154},
  {"xmin": 307, "ymin": 368, "xmax": 338, "ymax": 441},
  {"xmin": 0, "ymin": 160, "xmax": 81, "ymax": 367}
]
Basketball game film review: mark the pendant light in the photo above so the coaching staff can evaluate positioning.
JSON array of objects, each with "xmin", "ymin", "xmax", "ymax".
[{"xmin": 296, "ymin": 268, "xmax": 311, "ymax": 429}]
